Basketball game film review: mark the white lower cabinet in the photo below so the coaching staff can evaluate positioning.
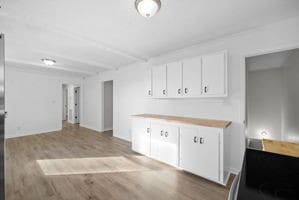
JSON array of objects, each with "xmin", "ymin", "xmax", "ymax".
[
  {"xmin": 180, "ymin": 127, "xmax": 220, "ymax": 182},
  {"xmin": 132, "ymin": 118, "xmax": 151, "ymax": 156},
  {"xmin": 150, "ymin": 123, "xmax": 179, "ymax": 167},
  {"xmin": 131, "ymin": 116, "xmax": 230, "ymax": 185}
]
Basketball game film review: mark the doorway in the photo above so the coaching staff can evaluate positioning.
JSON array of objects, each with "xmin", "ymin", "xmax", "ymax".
[
  {"xmin": 74, "ymin": 87, "xmax": 80, "ymax": 124},
  {"xmin": 103, "ymin": 81, "xmax": 113, "ymax": 132},
  {"xmin": 62, "ymin": 84, "xmax": 68, "ymax": 121},
  {"xmin": 245, "ymin": 48, "xmax": 299, "ymax": 142}
]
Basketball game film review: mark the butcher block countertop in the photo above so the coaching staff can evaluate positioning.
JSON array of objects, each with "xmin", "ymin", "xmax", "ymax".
[
  {"xmin": 263, "ymin": 139, "xmax": 299, "ymax": 158},
  {"xmin": 132, "ymin": 114, "xmax": 232, "ymax": 129}
]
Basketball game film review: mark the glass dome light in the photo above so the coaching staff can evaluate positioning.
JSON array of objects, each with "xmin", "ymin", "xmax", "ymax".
[{"xmin": 135, "ymin": 0, "xmax": 161, "ymax": 18}]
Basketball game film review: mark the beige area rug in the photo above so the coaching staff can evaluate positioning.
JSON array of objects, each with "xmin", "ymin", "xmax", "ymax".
[{"xmin": 37, "ymin": 156, "xmax": 150, "ymax": 175}]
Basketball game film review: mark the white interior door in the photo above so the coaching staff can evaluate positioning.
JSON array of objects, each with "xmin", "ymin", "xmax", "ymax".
[
  {"xmin": 201, "ymin": 52, "xmax": 226, "ymax": 96},
  {"xmin": 167, "ymin": 62, "xmax": 183, "ymax": 97},
  {"xmin": 152, "ymin": 65, "xmax": 167, "ymax": 97},
  {"xmin": 74, "ymin": 87, "xmax": 80, "ymax": 124},
  {"xmin": 182, "ymin": 56, "xmax": 202, "ymax": 97}
]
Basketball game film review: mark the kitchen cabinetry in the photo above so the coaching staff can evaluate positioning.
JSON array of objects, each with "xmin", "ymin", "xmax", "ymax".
[
  {"xmin": 182, "ymin": 56, "xmax": 202, "ymax": 97},
  {"xmin": 201, "ymin": 52, "xmax": 227, "ymax": 96},
  {"xmin": 150, "ymin": 122, "xmax": 179, "ymax": 167},
  {"xmin": 152, "ymin": 65, "xmax": 167, "ymax": 97},
  {"xmin": 180, "ymin": 127, "xmax": 220, "ymax": 181},
  {"xmin": 131, "ymin": 118, "xmax": 151, "ymax": 156},
  {"xmin": 145, "ymin": 68, "xmax": 152, "ymax": 97},
  {"xmin": 131, "ymin": 114, "xmax": 231, "ymax": 185},
  {"xmin": 167, "ymin": 62, "xmax": 183, "ymax": 97},
  {"xmin": 148, "ymin": 51, "xmax": 227, "ymax": 98}
]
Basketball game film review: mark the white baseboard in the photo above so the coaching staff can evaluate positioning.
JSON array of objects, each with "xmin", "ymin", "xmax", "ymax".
[
  {"xmin": 229, "ymin": 168, "xmax": 240, "ymax": 175},
  {"xmin": 5, "ymin": 128, "xmax": 62, "ymax": 139},
  {"xmin": 80, "ymin": 124, "xmax": 102, "ymax": 132},
  {"xmin": 102, "ymin": 127, "xmax": 113, "ymax": 132},
  {"xmin": 113, "ymin": 134, "xmax": 131, "ymax": 142}
]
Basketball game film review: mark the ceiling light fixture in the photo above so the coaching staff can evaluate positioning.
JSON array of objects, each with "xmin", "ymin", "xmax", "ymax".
[
  {"xmin": 135, "ymin": 0, "xmax": 161, "ymax": 18},
  {"xmin": 41, "ymin": 58, "xmax": 56, "ymax": 66}
]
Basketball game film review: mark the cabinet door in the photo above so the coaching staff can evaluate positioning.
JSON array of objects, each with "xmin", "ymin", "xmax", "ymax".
[
  {"xmin": 132, "ymin": 118, "xmax": 151, "ymax": 156},
  {"xmin": 159, "ymin": 125, "xmax": 179, "ymax": 166},
  {"xmin": 152, "ymin": 65, "xmax": 167, "ymax": 97},
  {"xmin": 180, "ymin": 127, "xmax": 220, "ymax": 181},
  {"xmin": 145, "ymin": 68, "xmax": 152, "ymax": 97},
  {"xmin": 182, "ymin": 56, "xmax": 202, "ymax": 97},
  {"xmin": 167, "ymin": 62, "xmax": 183, "ymax": 97},
  {"xmin": 202, "ymin": 52, "xmax": 227, "ymax": 96},
  {"xmin": 150, "ymin": 123, "xmax": 179, "ymax": 167}
]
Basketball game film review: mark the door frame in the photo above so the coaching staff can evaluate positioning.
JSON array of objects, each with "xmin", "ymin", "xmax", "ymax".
[
  {"xmin": 102, "ymin": 80, "xmax": 114, "ymax": 132},
  {"xmin": 74, "ymin": 86, "xmax": 80, "ymax": 124},
  {"xmin": 240, "ymin": 44, "xmax": 299, "ymax": 160}
]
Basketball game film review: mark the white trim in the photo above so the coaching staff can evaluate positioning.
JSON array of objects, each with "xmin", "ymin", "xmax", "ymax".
[
  {"xmin": 80, "ymin": 124, "xmax": 102, "ymax": 132},
  {"xmin": 102, "ymin": 128, "xmax": 113, "ymax": 132},
  {"xmin": 229, "ymin": 168, "xmax": 240, "ymax": 175},
  {"xmin": 5, "ymin": 128, "xmax": 62, "ymax": 139}
]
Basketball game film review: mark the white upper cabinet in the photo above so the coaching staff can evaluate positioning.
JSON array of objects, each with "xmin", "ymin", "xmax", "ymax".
[
  {"xmin": 201, "ymin": 51, "xmax": 227, "ymax": 96},
  {"xmin": 148, "ymin": 50, "xmax": 228, "ymax": 98},
  {"xmin": 152, "ymin": 65, "xmax": 167, "ymax": 97},
  {"xmin": 182, "ymin": 56, "xmax": 202, "ymax": 97},
  {"xmin": 167, "ymin": 62, "xmax": 183, "ymax": 97},
  {"xmin": 145, "ymin": 68, "xmax": 152, "ymax": 97}
]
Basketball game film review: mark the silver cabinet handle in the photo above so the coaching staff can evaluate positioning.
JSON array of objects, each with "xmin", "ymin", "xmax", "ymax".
[
  {"xmin": 160, "ymin": 130, "xmax": 164, "ymax": 136},
  {"xmin": 165, "ymin": 132, "xmax": 168, "ymax": 137},
  {"xmin": 184, "ymin": 88, "xmax": 188, "ymax": 94},
  {"xmin": 163, "ymin": 89, "xmax": 166, "ymax": 95},
  {"xmin": 193, "ymin": 136, "xmax": 198, "ymax": 143},
  {"xmin": 200, "ymin": 137, "xmax": 204, "ymax": 144},
  {"xmin": 178, "ymin": 88, "xmax": 181, "ymax": 94},
  {"xmin": 146, "ymin": 128, "xmax": 150, "ymax": 133},
  {"xmin": 148, "ymin": 90, "xmax": 151, "ymax": 96},
  {"xmin": 204, "ymin": 86, "xmax": 208, "ymax": 93}
]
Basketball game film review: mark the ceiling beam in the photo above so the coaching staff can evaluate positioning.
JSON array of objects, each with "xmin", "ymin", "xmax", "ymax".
[
  {"xmin": 10, "ymin": 40, "xmax": 116, "ymax": 70},
  {"xmin": 2, "ymin": 11, "xmax": 148, "ymax": 63},
  {"xmin": 6, "ymin": 59, "xmax": 98, "ymax": 76}
]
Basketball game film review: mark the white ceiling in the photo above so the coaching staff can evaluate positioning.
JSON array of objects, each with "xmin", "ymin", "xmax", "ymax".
[{"xmin": 1, "ymin": 0, "xmax": 299, "ymax": 76}]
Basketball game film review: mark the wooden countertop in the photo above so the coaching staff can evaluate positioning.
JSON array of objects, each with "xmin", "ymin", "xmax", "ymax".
[
  {"xmin": 132, "ymin": 114, "xmax": 232, "ymax": 129},
  {"xmin": 263, "ymin": 139, "xmax": 299, "ymax": 158}
]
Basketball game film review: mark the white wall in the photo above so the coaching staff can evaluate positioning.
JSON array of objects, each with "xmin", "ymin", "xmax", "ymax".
[
  {"xmin": 247, "ymin": 68, "xmax": 283, "ymax": 140},
  {"xmin": 5, "ymin": 66, "xmax": 82, "ymax": 138},
  {"xmin": 80, "ymin": 78, "xmax": 103, "ymax": 131},
  {"xmin": 81, "ymin": 16, "xmax": 299, "ymax": 172},
  {"xmin": 282, "ymin": 49, "xmax": 299, "ymax": 142},
  {"xmin": 104, "ymin": 81, "xmax": 113, "ymax": 131}
]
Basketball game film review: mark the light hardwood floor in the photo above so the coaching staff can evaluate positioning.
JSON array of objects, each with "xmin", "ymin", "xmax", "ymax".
[{"xmin": 5, "ymin": 122, "xmax": 233, "ymax": 200}]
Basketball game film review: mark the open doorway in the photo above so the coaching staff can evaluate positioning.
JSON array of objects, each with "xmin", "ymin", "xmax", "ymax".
[
  {"xmin": 62, "ymin": 84, "xmax": 68, "ymax": 121},
  {"xmin": 103, "ymin": 80, "xmax": 113, "ymax": 132},
  {"xmin": 62, "ymin": 84, "xmax": 80, "ymax": 127},
  {"xmin": 245, "ymin": 48, "xmax": 299, "ymax": 143}
]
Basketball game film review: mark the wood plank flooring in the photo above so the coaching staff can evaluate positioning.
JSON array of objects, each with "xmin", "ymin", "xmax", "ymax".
[{"xmin": 5, "ymin": 122, "xmax": 234, "ymax": 200}]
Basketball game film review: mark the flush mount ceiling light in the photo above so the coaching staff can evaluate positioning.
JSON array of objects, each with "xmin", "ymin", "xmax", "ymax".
[
  {"xmin": 41, "ymin": 58, "xmax": 56, "ymax": 66},
  {"xmin": 135, "ymin": 0, "xmax": 161, "ymax": 18}
]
